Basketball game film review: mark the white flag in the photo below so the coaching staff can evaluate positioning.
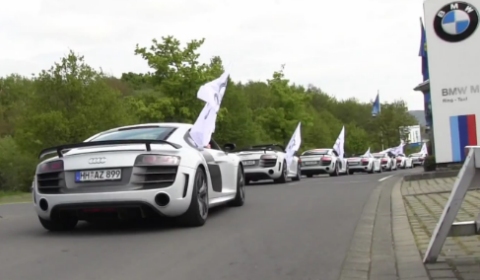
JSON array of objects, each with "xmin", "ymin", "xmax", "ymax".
[
  {"xmin": 363, "ymin": 147, "xmax": 371, "ymax": 157},
  {"xmin": 380, "ymin": 148, "xmax": 392, "ymax": 153},
  {"xmin": 285, "ymin": 122, "xmax": 302, "ymax": 169},
  {"xmin": 390, "ymin": 141, "xmax": 406, "ymax": 156},
  {"xmin": 196, "ymin": 72, "xmax": 229, "ymax": 113},
  {"xmin": 420, "ymin": 142, "xmax": 428, "ymax": 155},
  {"xmin": 190, "ymin": 72, "xmax": 229, "ymax": 148},
  {"xmin": 333, "ymin": 126, "xmax": 345, "ymax": 159}
]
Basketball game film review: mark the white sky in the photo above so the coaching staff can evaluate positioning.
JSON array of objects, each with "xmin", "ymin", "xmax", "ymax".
[{"xmin": 0, "ymin": 0, "xmax": 426, "ymax": 110}]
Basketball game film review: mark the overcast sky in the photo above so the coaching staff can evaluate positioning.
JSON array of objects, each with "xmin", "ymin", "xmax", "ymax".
[{"xmin": 0, "ymin": 0, "xmax": 426, "ymax": 110}]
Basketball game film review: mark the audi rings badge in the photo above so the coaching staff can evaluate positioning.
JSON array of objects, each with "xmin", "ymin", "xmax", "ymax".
[{"xmin": 88, "ymin": 157, "xmax": 106, "ymax": 164}]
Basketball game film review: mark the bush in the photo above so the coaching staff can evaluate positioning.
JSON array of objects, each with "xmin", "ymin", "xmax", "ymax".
[
  {"xmin": 0, "ymin": 136, "xmax": 37, "ymax": 192},
  {"xmin": 423, "ymin": 155, "xmax": 436, "ymax": 172}
]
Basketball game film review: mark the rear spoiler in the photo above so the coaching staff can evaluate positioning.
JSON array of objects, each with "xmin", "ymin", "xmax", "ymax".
[
  {"xmin": 237, "ymin": 148, "xmax": 276, "ymax": 154},
  {"xmin": 38, "ymin": 139, "xmax": 182, "ymax": 159}
]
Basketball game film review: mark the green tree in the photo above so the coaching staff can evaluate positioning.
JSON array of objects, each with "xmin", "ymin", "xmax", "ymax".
[{"xmin": 14, "ymin": 51, "xmax": 136, "ymax": 154}]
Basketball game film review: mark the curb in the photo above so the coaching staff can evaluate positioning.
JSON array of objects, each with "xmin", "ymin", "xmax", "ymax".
[{"xmin": 391, "ymin": 178, "xmax": 430, "ymax": 279}]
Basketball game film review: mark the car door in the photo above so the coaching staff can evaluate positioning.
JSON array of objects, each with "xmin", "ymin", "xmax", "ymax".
[
  {"xmin": 332, "ymin": 150, "xmax": 343, "ymax": 171},
  {"xmin": 202, "ymin": 138, "xmax": 236, "ymax": 195},
  {"xmin": 287, "ymin": 152, "xmax": 299, "ymax": 177}
]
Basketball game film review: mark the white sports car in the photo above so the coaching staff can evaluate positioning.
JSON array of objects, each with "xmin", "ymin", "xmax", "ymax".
[
  {"xmin": 372, "ymin": 153, "xmax": 397, "ymax": 171},
  {"xmin": 234, "ymin": 144, "xmax": 301, "ymax": 184},
  {"xmin": 32, "ymin": 123, "xmax": 245, "ymax": 231},
  {"xmin": 299, "ymin": 148, "xmax": 349, "ymax": 177},
  {"xmin": 346, "ymin": 154, "xmax": 382, "ymax": 174},
  {"xmin": 395, "ymin": 153, "xmax": 413, "ymax": 169},
  {"xmin": 409, "ymin": 153, "xmax": 426, "ymax": 167}
]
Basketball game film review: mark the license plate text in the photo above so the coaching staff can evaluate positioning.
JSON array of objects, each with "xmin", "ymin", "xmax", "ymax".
[{"xmin": 75, "ymin": 169, "xmax": 122, "ymax": 182}]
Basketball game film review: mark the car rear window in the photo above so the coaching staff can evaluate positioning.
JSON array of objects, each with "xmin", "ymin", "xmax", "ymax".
[
  {"xmin": 372, "ymin": 154, "xmax": 384, "ymax": 159},
  {"xmin": 302, "ymin": 150, "xmax": 329, "ymax": 156},
  {"xmin": 89, "ymin": 127, "xmax": 176, "ymax": 142}
]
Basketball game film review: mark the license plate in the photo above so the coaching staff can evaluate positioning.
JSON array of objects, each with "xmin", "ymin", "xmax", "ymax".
[
  {"xmin": 75, "ymin": 169, "xmax": 122, "ymax": 182},
  {"xmin": 304, "ymin": 161, "xmax": 318, "ymax": 165},
  {"xmin": 243, "ymin": 160, "xmax": 256, "ymax": 166}
]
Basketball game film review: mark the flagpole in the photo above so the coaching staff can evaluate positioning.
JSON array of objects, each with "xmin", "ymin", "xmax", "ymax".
[{"xmin": 377, "ymin": 89, "xmax": 385, "ymax": 150}]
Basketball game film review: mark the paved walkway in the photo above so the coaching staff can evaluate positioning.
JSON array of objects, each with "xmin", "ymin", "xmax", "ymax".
[{"xmin": 402, "ymin": 177, "xmax": 480, "ymax": 280}]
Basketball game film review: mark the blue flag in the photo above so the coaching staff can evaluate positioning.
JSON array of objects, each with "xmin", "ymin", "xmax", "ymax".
[
  {"xmin": 419, "ymin": 17, "xmax": 429, "ymax": 81},
  {"xmin": 372, "ymin": 91, "xmax": 380, "ymax": 117}
]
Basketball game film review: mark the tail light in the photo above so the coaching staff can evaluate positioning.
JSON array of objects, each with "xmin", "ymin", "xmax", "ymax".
[
  {"xmin": 381, "ymin": 159, "xmax": 387, "ymax": 163},
  {"xmin": 260, "ymin": 154, "xmax": 277, "ymax": 160},
  {"xmin": 135, "ymin": 155, "xmax": 180, "ymax": 166},
  {"xmin": 321, "ymin": 156, "xmax": 331, "ymax": 161},
  {"xmin": 361, "ymin": 159, "xmax": 369, "ymax": 162},
  {"xmin": 298, "ymin": 158, "xmax": 302, "ymax": 164},
  {"xmin": 38, "ymin": 160, "xmax": 64, "ymax": 173},
  {"xmin": 396, "ymin": 158, "xmax": 402, "ymax": 162}
]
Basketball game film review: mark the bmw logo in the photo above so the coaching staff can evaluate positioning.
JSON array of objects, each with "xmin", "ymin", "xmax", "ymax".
[{"xmin": 434, "ymin": 2, "xmax": 479, "ymax": 42}]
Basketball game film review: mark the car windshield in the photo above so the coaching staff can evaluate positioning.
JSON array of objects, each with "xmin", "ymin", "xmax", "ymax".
[
  {"xmin": 372, "ymin": 154, "xmax": 384, "ymax": 159},
  {"xmin": 247, "ymin": 145, "xmax": 284, "ymax": 152},
  {"xmin": 410, "ymin": 153, "xmax": 422, "ymax": 157},
  {"xmin": 89, "ymin": 127, "xmax": 176, "ymax": 142},
  {"xmin": 302, "ymin": 150, "xmax": 330, "ymax": 156}
]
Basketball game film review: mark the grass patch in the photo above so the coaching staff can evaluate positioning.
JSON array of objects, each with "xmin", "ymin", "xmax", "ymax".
[{"xmin": 0, "ymin": 191, "xmax": 32, "ymax": 204}]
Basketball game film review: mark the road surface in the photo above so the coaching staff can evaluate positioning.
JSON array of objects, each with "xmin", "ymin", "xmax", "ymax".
[{"xmin": 0, "ymin": 169, "xmax": 419, "ymax": 280}]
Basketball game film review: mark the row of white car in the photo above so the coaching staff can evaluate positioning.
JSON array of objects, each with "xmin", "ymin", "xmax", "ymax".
[
  {"xmin": 31, "ymin": 122, "xmax": 427, "ymax": 231},
  {"xmin": 234, "ymin": 145, "xmax": 427, "ymax": 184}
]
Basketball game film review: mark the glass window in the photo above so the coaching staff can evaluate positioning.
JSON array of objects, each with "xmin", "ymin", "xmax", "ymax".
[
  {"xmin": 89, "ymin": 127, "xmax": 176, "ymax": 142},
  {"xmin": 302, "ymin": 149, "xmax": 330, "ymax": 156}
]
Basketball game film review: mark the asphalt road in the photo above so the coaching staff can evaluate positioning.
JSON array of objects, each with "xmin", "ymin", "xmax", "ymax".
[{"xmin": 0, "ymin": 168, "xmax": 420, "ymax": 280}]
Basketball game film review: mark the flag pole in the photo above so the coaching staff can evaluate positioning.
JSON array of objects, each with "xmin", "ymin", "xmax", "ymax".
[{"xmin": 378, "ymin": 89, "xmax": 385, "ymax": 150}]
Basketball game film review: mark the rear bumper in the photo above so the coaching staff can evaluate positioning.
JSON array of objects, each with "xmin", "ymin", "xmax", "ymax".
[
  {"xmin": 33, "ymin": 166, "xmax": 196, "ymax": 220},
  {"xmin": 244, "ymin": 167, "xmax": 282, "ymax": 180},
  {"xmin": 300, "ymin": 164, "xmax": 334, "ymax": 174},
  {"xmin": 349, "ymin": 165, "xmax": 370, "ymax": 171}
]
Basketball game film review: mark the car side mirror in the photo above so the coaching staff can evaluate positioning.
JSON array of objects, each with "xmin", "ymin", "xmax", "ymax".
[{"xmin": 223, "ymin": 143, "xmax": 236, "ymax": 151}]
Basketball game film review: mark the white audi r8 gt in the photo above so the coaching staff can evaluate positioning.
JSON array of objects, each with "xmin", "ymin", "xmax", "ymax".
[
  {"xmin": 299, "ymin": 148, "xmax": 349, "ymax": 177},
  {"xmin": 372, "ymin": 153, "xmax": 396, "ymax": 171},
  {"xmin": 347, "ymin": 154, "xmax": 382, "ymax": 174},
  {"xmin": 233, "ymin": 144, "xmax": 301, "ymax": 184},
  {"xmin": 395, "ymin": 153, "xmax": 413, "ymax": 169},
  {"xmin": 32, "ymin": 123, "xmax": 245, "ymax": 231},
  {"xmin": 409, "ymin": 153, "xmax": 426, "ymax": 167}
]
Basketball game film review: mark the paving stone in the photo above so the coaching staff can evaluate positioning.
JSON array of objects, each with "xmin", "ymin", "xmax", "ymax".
[
  {"xmin": 428, "ymin": 269, "xmax": 456, "ymax": 278},
  {"xmin": 399, "ymin": 176, "xmax": 480, "ymax": 280}
]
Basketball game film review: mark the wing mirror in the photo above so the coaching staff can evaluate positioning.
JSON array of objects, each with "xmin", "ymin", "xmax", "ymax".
[{"xmin": 223, "ymin": 143, "xmax": 236, "ymax": 151}]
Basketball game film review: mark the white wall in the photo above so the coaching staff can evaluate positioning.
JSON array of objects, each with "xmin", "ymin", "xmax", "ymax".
[
  {"xmin": 424, "ymin": 0, "xmax": 480, "ymax": 163},
  {"xmin": 399, "ymin": 125, "xmax": 422, "ymax": 144}
]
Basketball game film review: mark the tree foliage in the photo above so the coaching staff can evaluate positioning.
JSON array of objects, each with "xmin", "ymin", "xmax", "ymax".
[{"xmin": 0, "ymin": 36, "xmax": 417, "ymax": 192}]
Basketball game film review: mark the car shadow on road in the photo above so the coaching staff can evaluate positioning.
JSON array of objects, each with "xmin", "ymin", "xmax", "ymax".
[{"xmin": 38, "ymin": 205, "xmax": 234, "ymax": 237}]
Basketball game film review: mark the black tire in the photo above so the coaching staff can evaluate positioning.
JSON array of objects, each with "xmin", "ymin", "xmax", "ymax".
[
  {"xmin": 306, "ymin": 174, "xmax": 314, "ymax": 178},
  {"xmin": 329, "ymin": 163, "xmax": 339, "ymax": 177},
  {"xmin": 348, "ymin": 170, "xmax": 354, "ymax": 175},
  {"xmin": 367, "ymin": 167, "xmax": 374, "ymax": 174},
  {"xmin": 228, "ymin": 166, "xmax": 245, "ymax": 207},
  {"xmin": 38, "ymin": 216, "xmax": 78, "ymax": 232},
  {"xmin": 274, "ymin": 161, "xmax": 288, "ymax": 183},
  {"xmin": 176, "ymin": 167, "xmax": 209, "ymax": 227},
  {"xmin": 292, "ymin": 164, "xmax": 301, "ymax": 181}
]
